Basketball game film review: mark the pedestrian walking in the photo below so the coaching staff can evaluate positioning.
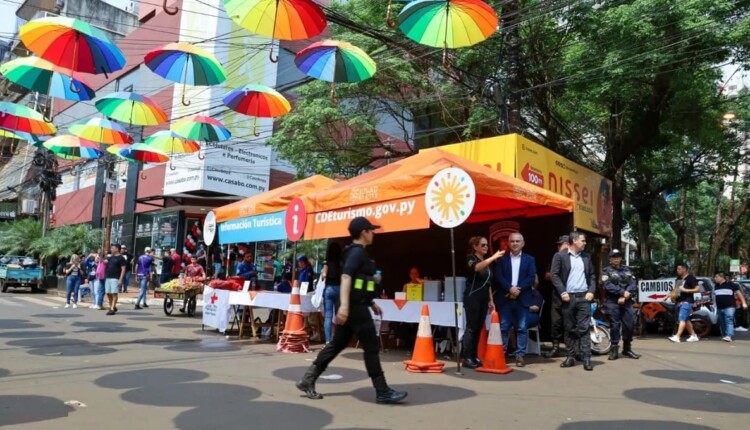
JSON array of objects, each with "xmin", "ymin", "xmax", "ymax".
[
  {"xmin": 120, "ymin": 245, "xmax": 133, "ymax": 293},
  {"xmin": 104, "ymin": 244, "xmax": 127, "ymax": 316},
  {"xmin": 544, "ymin": 235, "xmax": 569, "ymax": 358},
  {"xmin": 320, "ymin": 242, "xmax": 343, "ymax": 344},
  {"xmin": 296, "ymin": 217, "xmax": 407, "ymax": 404},
  {"xmin": 713, "ymin": 272, "xmax": 748, "ymax": 342},
  {"xmin": 64, "ymin": 254, "xmax": 83, "ymax": 309},
  {"xmin": 602, "ymin": 249, "xmax": 640, "ymax": 360},
  {"xmin": 551, "ymin": 232, "xmax": 596, "ymax": 371},
  {"xmin": 135, "ymin": 248, "xmax": 156, "ymax": 309},
  {"xmin": 94, "ymin": 255, "xmax": 107, "ymax": 310},
  {"xmin": 668, "ymin": 263, "xmax": 701, "ymax": 343}
]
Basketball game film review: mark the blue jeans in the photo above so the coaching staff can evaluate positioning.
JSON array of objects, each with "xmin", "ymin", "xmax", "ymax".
[
  {"xmin": 136, "ymin": 275, "xmax": 148, "ymax": 306},
  {"xmin": 213, "ymin": 262, "xmax": 222, "ymax": 276},
  {"xmin": 500, "ymin": 300, "xmax": 528, "ymax": 357},
  {"xmin": 122, "ymin": 271, "xmax": 131, "ymax": 292},
  {"xmin": 66, "ymin": 275, "xmax": 81, "ymax": 304},
  {"xmin": 718, "ymin": 307, "xmax": 736, "ymax": 338},
  {"xmin": 323, "ymin": 285, "xmax": 341, "ymax": 343},
  {"xmin": 96, "ymin": 279, "xmax": 105, "ymax": 307}
]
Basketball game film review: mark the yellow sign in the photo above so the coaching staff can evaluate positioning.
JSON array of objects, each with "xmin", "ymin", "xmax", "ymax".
[{"xmin": 429, "ymin": 134, "xmax": 612, "ymax": 237}]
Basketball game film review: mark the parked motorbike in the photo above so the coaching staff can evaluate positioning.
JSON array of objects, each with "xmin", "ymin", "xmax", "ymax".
[
  {"xmin": 639, "ymin": 300, "xmax": 710, "ymax": 338},
  {"xmin": 590, "ymin": 302, "xmax": 612, "ymax": 355}
]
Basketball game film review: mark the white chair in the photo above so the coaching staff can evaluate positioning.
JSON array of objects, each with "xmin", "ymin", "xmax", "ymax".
[{"xmin": 526, "ymin": 300, "xmax": 544, "ymax": 355}]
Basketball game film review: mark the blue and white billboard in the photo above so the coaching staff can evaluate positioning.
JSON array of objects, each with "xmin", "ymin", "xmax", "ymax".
[{"xmin": 218, "ymin": 211, "xmax": 286, "ymax": 244}]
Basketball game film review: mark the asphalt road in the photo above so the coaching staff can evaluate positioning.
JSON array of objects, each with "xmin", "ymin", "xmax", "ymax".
[{"xmin": 1, "ymin": 291, "xmax": 749, "ymax": 429}]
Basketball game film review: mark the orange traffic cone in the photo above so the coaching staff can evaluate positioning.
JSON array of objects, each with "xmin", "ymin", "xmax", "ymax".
[
  {"xmin": 277, "ymin": 281, "xmax": 310, "ymax": 353},
  {"xmin": 477, "ymin": 320, "xmax": 489, "ymax": 363},
  {"xmin": 476, "ymin": 311, "xmax": 513, "ymax": 374},
  {"xmin": 404, "ymin": 304, "xmax": 445, "ymax": 373}
]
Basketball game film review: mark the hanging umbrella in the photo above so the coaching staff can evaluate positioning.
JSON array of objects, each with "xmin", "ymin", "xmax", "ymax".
[
  {"xmin": 397, "ymin": 0, "xmax": 498, "ymax": 66},
  {"xmin": 68, "ymin": 117, "xmax": 133, "ymax": 145},
  {"xmin": 0, "ymin": 102, "xmax": 57, "ymax": 135},
  {"xmin": 294, "ymin": 40, "xmax": 377, "ymax": 102},
  {"xmin": 95, "ymin": 92, "xmax": 168, "ymax": 126},
  {"xmin": 117, "ymin": 142, "xmax": 171, "ymax": 163},
  {"xmin": 171, "ymin": 115, "xmax": 231, "ymax": 142},
  {"xmin": 19, "ymin": 16, "xmax": 126, "ymax": 77},
  {"xmin": 0, "ymin": 57, "xmax": 96, "ymax": 106},
  {"xmin": 43, "ymin": 135, "xmax": 101, "ymax": 160},
  {"xmin": 0, "ymin": 128, "xmax": 46, "ymax": 152},
  {"xmin": 223, "ymin": 84, "xmax": 291, "ymax": 136},
  {"xmin": 223, "ymin": 0, "xmax": 327, "ymax": 62},
  {"xmin": 144, "ymin": 42, "xmax": 227, "ymax": 106},
  {"xmin": 143, "ymin": 130, "xmax": 200, "ymax": 154}
]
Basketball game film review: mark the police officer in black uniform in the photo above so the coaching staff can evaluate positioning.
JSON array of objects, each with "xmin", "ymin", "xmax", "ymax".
[
  {"xmin": 602, "ymin": 249, "xmax": 640, "ymax": 360},
  {"xmin": 296, "ymin": 217, "xmax": 407, "ymax": 404}
]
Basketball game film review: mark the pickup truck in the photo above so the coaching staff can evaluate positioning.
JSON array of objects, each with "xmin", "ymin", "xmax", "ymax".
[{"xmin": 0, "ymin": 255, "xmax": 43, "ymax": 293}]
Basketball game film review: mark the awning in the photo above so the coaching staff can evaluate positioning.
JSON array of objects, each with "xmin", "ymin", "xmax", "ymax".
[
  {"xmin": 302, "ymin": 149, "xmax": 574, "ymax": 239},
  {"xmin": 213, "ymin": 174, "xmax": 337, "ymax": 244}
]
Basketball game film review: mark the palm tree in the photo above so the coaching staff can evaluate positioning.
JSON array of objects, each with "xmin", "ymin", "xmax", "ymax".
[
  {"xmin": 0, "ymin": 218, "xmax": 42, "ymax": 255},
  {"xmin": 30, "ymin": 224, "xmax": 103, "ymax": 258}
]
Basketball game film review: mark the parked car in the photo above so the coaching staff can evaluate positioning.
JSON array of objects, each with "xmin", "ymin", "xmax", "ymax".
[{"xmin": 733, "ymin": 279, "xmax": 750, "ymax": 328}]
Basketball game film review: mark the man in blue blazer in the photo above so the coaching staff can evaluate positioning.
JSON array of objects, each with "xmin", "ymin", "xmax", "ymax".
[{"xmin": 493, "ymin": 232, "xmax": 537, "ymax": 367}]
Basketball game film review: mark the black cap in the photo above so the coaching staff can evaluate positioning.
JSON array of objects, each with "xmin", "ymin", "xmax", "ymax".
[
  {"xmin": 556, "ymin": 235, "xmax": 569, "ymax": 245},
  {"xmin": 609, "ymin": 249, "xmax": 623, "ymax": 257},
  {"xmin": 348, "ymin": 217, "xmax": 381, "ymax": 238}
]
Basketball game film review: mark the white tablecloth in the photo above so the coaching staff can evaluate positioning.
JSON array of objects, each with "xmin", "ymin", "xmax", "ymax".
[{"xmin": 227, "ymin": 292, "xmax": 464, "ymax": 330}]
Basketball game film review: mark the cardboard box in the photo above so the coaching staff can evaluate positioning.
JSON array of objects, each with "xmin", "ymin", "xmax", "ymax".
[
  {"xmin": 423, "ymin": 280, "xmax": 442, "ymax": 301},
  {"xmin": 443, "ymin": 277, "xmax": 466, "ymax": 302},
  {"xmin": 405, "ymin": 283, "xmax": 423, "ymax": 301}
]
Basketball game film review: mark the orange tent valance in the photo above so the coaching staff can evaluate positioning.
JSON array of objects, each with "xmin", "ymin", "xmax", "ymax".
[
  {"xmin": 214, "ymin": 174, "xmax": 337, "ymax": 223},
  {"xmin": 301, "ymin": 149, "xmax": 573, "ymax": 239}
]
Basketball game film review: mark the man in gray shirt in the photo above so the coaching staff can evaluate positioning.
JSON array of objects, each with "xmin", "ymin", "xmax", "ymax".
[{"xmin": 550, "ymin": 231, "xmax": 597, "ymax": 371}]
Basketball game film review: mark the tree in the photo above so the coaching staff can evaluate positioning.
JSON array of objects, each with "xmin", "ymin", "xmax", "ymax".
[
  {"xmin": 0, "ymin": 218, "xmax": 42, "ymax": 255},
  {"xmin": 29, "ymin": 224, "xmax": 103, "ymax": 258}
]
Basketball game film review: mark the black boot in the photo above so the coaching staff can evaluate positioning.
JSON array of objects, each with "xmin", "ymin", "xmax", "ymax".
[
  {"xmin": 544, "ymin": 342, "xmax": 561, "ymax": 358},
  {"xmin": 608, "ymin": 345, "xmax": 619, "ymax": 361},
  {"xmin": 296, "ymin": 365, "xmax": 324, "ymax": 400},
  {"xmin": 583, "ymin": 357, "xmax": 593, "ymax": 371},
  {"xmin": 372, "ymin": 375, "xmax": 408, "ymax": 404},
  {"xmin": 622, "ymin": 342, "xmax": 641, "ymax": 359}
]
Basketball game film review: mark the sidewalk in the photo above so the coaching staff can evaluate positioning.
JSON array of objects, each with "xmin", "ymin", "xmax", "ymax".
[{"xmin": 46, "ymin": 286, "xmax": 205, "ymax": 307}]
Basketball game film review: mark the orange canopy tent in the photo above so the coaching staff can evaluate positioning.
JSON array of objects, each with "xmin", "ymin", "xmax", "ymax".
[
  {"xmin": 301, "ymin": 149, "xmax": 573, "ymax": 239},
  {"xmin": 214, "ymin": 174, "xmax": 337, "ymax": 223}
]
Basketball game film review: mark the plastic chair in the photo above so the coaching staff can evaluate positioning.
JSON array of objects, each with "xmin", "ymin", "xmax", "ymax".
[{"xmin": 526, "ymin": 300, "xmax": 544, "ymax": 355}]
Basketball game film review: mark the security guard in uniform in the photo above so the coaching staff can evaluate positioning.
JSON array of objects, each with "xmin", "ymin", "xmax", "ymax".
[
  {"xmin": 296, "ymin": 217, "xmax": 407, "ymax": 404},
  {"xmin": 602, "ymin": 249, "xmax": 640, "ymax": 360}
]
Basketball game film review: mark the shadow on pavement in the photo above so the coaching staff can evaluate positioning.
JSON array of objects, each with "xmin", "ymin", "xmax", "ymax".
[
  {"xmin": 340, "ymin": 350, "xmax": 411, "ymax": 363},
  {"xmin": 0, "ymin": 368, "xmax": 9, "ymax": 378},
  {"xmin": 272, "ymin": 366, "xmax": 369, "ymax": 384},
  {"xmin": 163, "ymin": 337, "xmax": 241, "ymax": 353},
  {"xmin": 173, "ymin": 401, "xmax": 332, "ymax": 430},
  {"xmin": 624, "ymin": 388, "xmax": 750, "ymax": 413},
  {"xmin": 0, "ymin": 330, "xmax": 66, "ymax": 339},
  {"xmin": 642, "ymin": 369, "xmax": 750, "ymax": 384},
  {"xmin": 0, "ymin": 395, "xmax": 75, "ymax": 426},
  {"xmin": 445, "ymin": 367, "xmax": 537, "ymax": 382},
  {"xmin": 7, "ymin": 337, "xmax": 118, "ymax": 357},
  {"xmin": 30, "ymin": 313, "xmax": 85, "ymax": 318},
  {"xmin": 95, "ymin": 368, "xmax": 209, "ymax": 389},
  {"xmin": 558, "ymin": 420, "xmax": 717, "ymax": 430},
  {"xmin": 122, "ymin": 382, "xmax": 261, "ymax": 407},
  {"xmin": 159, "ymin": 323, "xmax": 202, "ymax": 329},
  {"xmin": 71, "ymin": 321, "xmax": 148, "ymax": 334},
  {"xmin": 347, "ymin": 383, "xmax": 475, "ymax": 405},
  {"xmin": 128, "ymin": 317, "xmax": 174, "ymax": 322},
  {"xmin": 7, "ymin": 338, "xmax": 88, "ymax": 348},
  {"xmin": 0, "ymin": 319, "xmax": 44, "ymax": 330}
]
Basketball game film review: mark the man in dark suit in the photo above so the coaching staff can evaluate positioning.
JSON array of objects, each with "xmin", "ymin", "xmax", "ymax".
[
  {"xmin": 494, "ymin": 232, "xmax": 537, "ymax": 367},
  {"xmin": 551, "ymin": 231, "xmax": 596, "ymax": 371}
]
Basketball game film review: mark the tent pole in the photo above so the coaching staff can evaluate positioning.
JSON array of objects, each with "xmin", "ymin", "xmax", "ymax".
[{"xmin": 451, "ymin": 228, "xmax": 462, "ymax": 374}]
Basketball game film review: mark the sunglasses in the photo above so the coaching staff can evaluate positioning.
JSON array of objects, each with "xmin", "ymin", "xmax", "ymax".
[{"xmin": 478, "ymin": 243, "xmax": 488, "ymax": 247}]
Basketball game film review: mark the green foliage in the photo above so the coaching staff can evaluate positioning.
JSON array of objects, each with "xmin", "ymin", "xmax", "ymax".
[
  {"xmin": 0, "ymin": 218, "xmax": 42, "ymax": 255},
  {"xmin": 29, "ymin": 224, "xmax": 103, "ymax": 258}
]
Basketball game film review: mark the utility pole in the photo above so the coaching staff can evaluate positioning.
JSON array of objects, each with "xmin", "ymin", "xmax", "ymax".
[{"xmin": 33, "ymin": 150, "xmax": 60, "ymax": 237}]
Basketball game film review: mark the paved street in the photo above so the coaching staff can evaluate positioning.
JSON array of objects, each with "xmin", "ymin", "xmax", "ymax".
[{"xmin": 1, "ymin": 291, "xmax": 749, "ymax": 430}]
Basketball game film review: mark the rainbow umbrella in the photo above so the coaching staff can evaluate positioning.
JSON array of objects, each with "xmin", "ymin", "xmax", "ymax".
[
  {"xmin": 397, "ymin": 0, "xmax": 498, "ymax": 66},
  {"xmin": 0, "ymin": 128, "xmax": 46, "ymax": 151},
  {"xmin": 19, "ymin": 16, "xmax": 126, "ymax": 76},
  {"xmin": 95, "ymin": 92, "xmax": 168, "ymax": 126},
  {"xmin": 295, "ymin": 40, "xmax": 376, "ymax": 102},
  {"xmin": 0, "ymin": 57, "xmax": 96, "ymax": 104},
  {"xmin": 171, "ymin": 115, "xmax": 231, "ymax": 142},
  {"xmin": 117, "ymin": 142, "xmax": 171, "ymax": 163},
  {"xmin": 223, "ymin": 84, "xmax": 291, "ymax": 136},
  {"xmin": 43, "ymin": 135, "xmax": 101, "ymax": 160},
  {"xmin": 223, "ymin": 0, "xmax": 327, "ymax": 62},
  {"xmin": 0, "ymin": 102, "xmax": 57, "ymax": 135},
  {"xmin": 68, "ymin": 117, "xmax": 133, "ymax": 145},
  {"xmin": 144, "ymin": 42, "xmax": 227, "ymax": 106},
  {"xmin": 143, "ymin": 131, "xmax": 200, "ymax": 169}
]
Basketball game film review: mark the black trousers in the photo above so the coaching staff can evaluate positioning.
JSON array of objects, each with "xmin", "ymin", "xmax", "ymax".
[
  {"xmin": 550, "ymin": 293, "xmax": 564, "ymax": 342},
  {"xmin": 313, "ymin": 304, "xmax": 383, "ymax": 378},
  {"xmin": 604, "ymin": 299, "xmax": 635, "ymax": 345},
  {"xmin": 462, "ymin": 293, "xmax": 489, "ymax": 360},
  {"xmin": 562, "ymin": 294, "xmax": 592, "ymax": 359}
]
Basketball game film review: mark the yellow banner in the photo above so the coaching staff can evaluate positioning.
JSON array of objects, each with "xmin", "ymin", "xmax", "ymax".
[{"xmin": 431, "ymin": 135, "xmax": 516, "ymax": 176}]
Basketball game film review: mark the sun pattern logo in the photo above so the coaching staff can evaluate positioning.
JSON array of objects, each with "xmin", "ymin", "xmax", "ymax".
[{"xmin": 425, "ymin": 167, "xmax": 476, "ymax": 228}]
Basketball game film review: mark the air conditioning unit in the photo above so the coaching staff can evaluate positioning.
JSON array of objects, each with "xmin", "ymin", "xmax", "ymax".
[{"xmin": 21, "ymin": 199, "xmax": 37, "ymax": 214}]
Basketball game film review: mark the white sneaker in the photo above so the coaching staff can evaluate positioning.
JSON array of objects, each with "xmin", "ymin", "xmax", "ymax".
[
  {"xmin": 64, "ymin": 304, "xmax": 70, "ymax": 309},
  {"xmin": 687, "ymin": 335, "xmax": 700, "ymax": 342},
  {"xmin": 722, "ymin": 336, "xmax": 732, "ymax": 342},
  {"xmin": 72, "ymin": 303, "xmax": 77, "ymax": 309},
  {"xmin": 735, "ymin": 326, "xmax": 748, "ymax": 332},
  {"xmin": 668, "ymin": 335, "xmax": 681, "ymax": 343},
  {"xmin": 89, "ymin": 305, "xmax": 97, "ymax": 309}
]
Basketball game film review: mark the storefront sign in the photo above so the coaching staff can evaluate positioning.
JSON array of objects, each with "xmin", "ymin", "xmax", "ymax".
[
  {"xmin": 305, "ymin": 195, "xmax": 430, "ymax": 239},
  {"xmin": 432, "ymin": 134, "xmax": 612, "ymax": 237},
  {"xmin": 218, "ymin": 211, "xmax": 286, "ymax": 244},
  {"xmin": 285, "ymin": 198, "xmax": 306, "ymax": 242},
  {"xmin": 638, "ymin": 279, "xmax": 675, "ymax": 303}
]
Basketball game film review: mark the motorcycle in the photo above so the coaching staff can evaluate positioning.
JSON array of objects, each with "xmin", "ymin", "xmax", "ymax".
[
  {"xmin": 590, "ymin": 302, "xmax": 612, "ymax": 355},
  {"xmin": 639, "ymin": 300, "xmax": 711, "ymax": 338}
]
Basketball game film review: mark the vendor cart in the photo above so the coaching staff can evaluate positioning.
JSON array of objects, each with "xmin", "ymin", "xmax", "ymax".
[{"xmin": 154, "ymin": 284, "xmax": 203, "ymax": 317}]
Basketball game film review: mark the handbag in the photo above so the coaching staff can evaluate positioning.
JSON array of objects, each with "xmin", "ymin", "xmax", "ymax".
[{"xmin": 311, "ymin": 278, "xmax": 326, "ymax": 309}]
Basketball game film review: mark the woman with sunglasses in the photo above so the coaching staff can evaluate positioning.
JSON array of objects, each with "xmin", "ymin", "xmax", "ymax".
[{"xmin": 462, "ymin": 236, "xmax": 504, "ymax": 369}]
